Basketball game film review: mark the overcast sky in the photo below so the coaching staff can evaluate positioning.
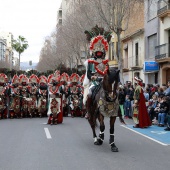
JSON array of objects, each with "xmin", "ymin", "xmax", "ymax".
[{"xmin": 0, "ymin": 0, "xmax": 62, "ymax": 63}]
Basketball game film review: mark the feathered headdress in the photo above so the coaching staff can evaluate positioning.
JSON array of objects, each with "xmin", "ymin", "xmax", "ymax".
[
  {"xmin": 29, "ymin": 74, "xmax": 39, "ymax": 84},
  {"xmin": 85, "ymin": 25, "xmax": 112, "ymax": 54},
  {"xmin": 0, "ymin": 73, "xmax": 8, "ymax": 83},
  {"xmin": 60, "ymin": 72, "xmax": 69, "ymax": 82},
  {"xmin": 12, "ymin": 75, "xmax": 19, "ymax": 84},
  {"xmin": 39, "ymin": 75, "xmax": 47, "ymax": 84},
  {"xmin": 70, "ymin": 73, "xmax": 80, "ymax": 83}
]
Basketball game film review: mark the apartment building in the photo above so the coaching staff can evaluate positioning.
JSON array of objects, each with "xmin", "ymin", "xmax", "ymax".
[
  {"xmin": 156, "ymin": 0, "xmax": 170, "ymax": 84},
  {"xmin": 121, "ymin": 3, "xmax": 145, "ymax": 84},
  {"xmin": 144, "ymin": 0, "xmax": 160, "ymax": 85},
  {"xmin": 0, "ymin": 37, "xmax": 6, "ymax": 61},
  {"xmin": 0, "ymin": 31, "xmax": 14, "ymax": 68}
]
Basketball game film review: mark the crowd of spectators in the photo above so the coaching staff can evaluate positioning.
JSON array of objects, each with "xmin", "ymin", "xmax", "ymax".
[{"xmin": 118, "ymin": 80, "xmax": 170, "ymax": 131}]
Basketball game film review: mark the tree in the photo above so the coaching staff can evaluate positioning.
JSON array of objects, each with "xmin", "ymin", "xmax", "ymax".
[
  {"xmin": 80, "ymin": 0, "xmax": 143, "ymax": 83},
  {"xmin": 12, "ymin": 35, "xmax": 29, "ymax": 68}
]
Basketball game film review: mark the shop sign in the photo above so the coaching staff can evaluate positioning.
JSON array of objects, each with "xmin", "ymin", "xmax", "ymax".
[{"xmin": 143, "ymin": 61, "xmax": 159, "ymax": 72}]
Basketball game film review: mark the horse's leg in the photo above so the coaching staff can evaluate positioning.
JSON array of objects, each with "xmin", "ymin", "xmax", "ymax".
[
  {"xmin": 95, "ymin": 114, "xmax": 105, "ymax": 145},
  {"xmin": 110, "ymin": 116, "xmax": 119, "ymax": 152}
]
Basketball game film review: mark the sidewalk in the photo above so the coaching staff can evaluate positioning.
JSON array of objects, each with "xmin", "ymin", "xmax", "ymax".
[{"xmin": 122, "ymin": 118, "xmax": 170, "ymax": 145}]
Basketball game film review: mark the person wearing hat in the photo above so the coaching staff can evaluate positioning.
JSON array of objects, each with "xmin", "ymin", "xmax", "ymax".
[
  {"xmin": 47, "ymin": 73, "xmax": 63, "ymax": 125},
  {"xmin": 66, "ymin": 73, "xmax": 83, "ymax": 117},
  {"xmin": 37, "ymin": 75, "xmax": 48, "ymax": 118},
  {"xmin": 27, "ymin": 74, "xmax": 39, "ymax": 118},
  {"xmin": 83, "ymin": 26, "xmax": 112, "ymax": 119},
  {"xmin": 19, "ymin": 74, "xmax": 29, "ymax": 118},
  {"xmin": 0, "ymin": 73, "xmax": 8, "ymax": 119},
  {"xmin": 133, "ymin": 77, "xmax": 151, "ymax": 128},
  {"xmin": 9, "ymin": 75, "xmax": 21, "ymax": 118}
]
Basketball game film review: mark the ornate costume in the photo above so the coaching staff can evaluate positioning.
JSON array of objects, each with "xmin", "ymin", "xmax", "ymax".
[
  {"xmin": 28, "ymin": 74, "xmax": 39, "ymax": 117},
  {"xmin": 47, "ymin": 71, "xmax": 63, "ymax": 125},
  {"xmin": 66, "ymin": 73, "xmax": 83, "ymax": 117},
  {"xmin": 83, "ymin": 25, "xmax": 111, "ymax": 117},
  {"xmin": 0, "ymin": 73, "xmax": 8, "ymax": 119},
  {"xmin": 60, "ymin": 72, "xmax": 70, "ymax": 117},
  {"xmin": 133, "ymin": 77, "xmax": 151, "ymax": 128},
  {"xmin": 38, "ymin": 75, "xmax": 48, "ymax": 117},
  {"xmin": 19, "ymin": 74, "xmax": 29, "ymax": 118},
  {"xmin": 9, "ymin": 75, "xmax": 21, "ymax": 118}
]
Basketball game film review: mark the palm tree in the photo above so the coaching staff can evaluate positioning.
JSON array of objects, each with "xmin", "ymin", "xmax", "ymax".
[{"xmin": 12, "ymin": 35, "xmax": 29, "ymax": 68}]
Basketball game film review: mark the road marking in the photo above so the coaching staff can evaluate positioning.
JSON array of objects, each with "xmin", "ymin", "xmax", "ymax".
[
  {"xmin": 121, "ymin": 125, "xmax": 168, "ymax": 146},
  {"xmin": 44, "ymin": 128, "xmax": 52, "ymax": 139}
]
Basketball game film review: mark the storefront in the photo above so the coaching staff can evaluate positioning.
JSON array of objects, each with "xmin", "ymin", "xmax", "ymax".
[{"xmin": 143, "ymin": 61, "xmax": 159, "ymax": 84}]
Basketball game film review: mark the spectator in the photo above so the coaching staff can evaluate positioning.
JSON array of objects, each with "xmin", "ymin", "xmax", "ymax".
[
  {"xmin": 118, "ymin": 85, "xmax": 126, "ymax": 118},
  {"xmin": 158, "ymin": 96, "xmax": 169, "ymax": 127},
  {"xmin": 152, "ymin": 95, "xmax": 163, "ymax": 125},
  {"xmin": 144, "ymin": 88, "xmax": 150, "ymax": 101},
  {"xmin": 164, "ymin": 81, "xmax": 170, "ymax": 96},
  {"xmin": 148, "ymin": 94, "xmax": 158, "ymax": 121},
  {"xmin": 124, "ymin": 94, "xmax": 132, "ymax": 119},
  {"xmin": 164, "ymin": 111, "xmax": 170, "ymax": 131},
  {"xmin": 158, "ymin": 87, "xmax": 164, "ymax": 97}
]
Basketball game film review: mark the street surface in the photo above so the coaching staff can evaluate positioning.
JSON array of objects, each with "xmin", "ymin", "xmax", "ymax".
[{"xmin": 0, "ymin": 117, "xmax": 169, "ymax": 170}]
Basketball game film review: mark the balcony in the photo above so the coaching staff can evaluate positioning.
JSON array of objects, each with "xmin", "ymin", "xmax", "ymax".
[
  {"xmin": 123, "ymin": 56, "xmax": 142, "ymax": 71},
  {"xmin": 157, "ymin": 0, "xmax": 170, "ymax": 21},
  {"xmin": 155, "ymin": 43, "xmax": 170, "ymax": 63}
]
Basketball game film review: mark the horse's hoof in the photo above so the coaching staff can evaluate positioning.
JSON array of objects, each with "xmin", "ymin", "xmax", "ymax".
[
  {"xmin": 94, "ymin": 141, "xmax": 99, "ymax": 145},
  {"xmin": 111, "ymin": 144, "xmax": 119, "ymax": 152},
  {"xmin": 97, "ymin": 139, "xmax": 103, "ymax": 145},
  {"xmin": 94, "ymin": 139, "xmax": 103, "ymax": 145}
]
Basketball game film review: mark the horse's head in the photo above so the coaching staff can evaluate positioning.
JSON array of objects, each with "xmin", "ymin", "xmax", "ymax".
[{"xmin": 103, "ymin": 68, "xmax": 120, "ymax": 100}]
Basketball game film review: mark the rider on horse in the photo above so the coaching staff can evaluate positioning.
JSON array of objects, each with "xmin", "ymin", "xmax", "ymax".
[{"xmin": 83, "ymin": 25, "xmax": 111, "ymax": 118}]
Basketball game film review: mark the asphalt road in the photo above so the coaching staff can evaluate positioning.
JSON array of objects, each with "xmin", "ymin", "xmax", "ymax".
[{"xmin": 0, "ymin": 116, "xmax": 169, "ymax": 170}]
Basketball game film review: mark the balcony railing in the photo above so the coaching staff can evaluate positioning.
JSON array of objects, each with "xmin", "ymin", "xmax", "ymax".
[
  {"xmin": 157, "ymin": 0, "xmax": 170, "ymax": 15},
  {"xmin": 155, "ymin": 43, "xmax": 170, "ymax": 60}
]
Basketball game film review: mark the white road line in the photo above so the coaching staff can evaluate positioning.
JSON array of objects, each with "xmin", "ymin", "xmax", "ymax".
[
  {"xmin": 44, "ymin": 128, "xmax": 52, "ymax": 139},
  {"xmin": 121, "ymin": 125, "xmax": 168, "ymax": 146}
]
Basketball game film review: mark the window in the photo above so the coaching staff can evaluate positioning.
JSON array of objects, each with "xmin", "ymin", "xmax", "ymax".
[
  {"xmin": 148, "ymin": 34, "xmax": 157, "ymax": 59},
  {"xmin": 135, "ymin": 43, "xmax": 139, "ymax": 65},
  {"xmin": 148, "ymin": 0, "xmax": 158, "ymax": 21}
]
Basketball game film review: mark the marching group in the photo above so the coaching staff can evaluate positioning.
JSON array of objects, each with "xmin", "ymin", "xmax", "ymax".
[
  {"xmin": 1, "ymin": 69, "xmax": 170, "ymax": 131},
  {"xmin": 0, "ymin": 71, "xmax": 85, "ymax": 125}
]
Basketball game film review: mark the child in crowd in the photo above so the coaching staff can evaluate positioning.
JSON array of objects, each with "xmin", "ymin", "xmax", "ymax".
[
  {"xmin": 157, "ymin": 96, "xmax": 169, "ymax": 127},
  {"xmin": 152, "ymin": 95, "xmax": 162, "ymax": 125},
  {"xmin": 148, "ymin": 94, "xmax": 158, "ymax": 121},
  {"xmin": 124, "ymin": 94, "xmax": 131, "ymax": 119}
]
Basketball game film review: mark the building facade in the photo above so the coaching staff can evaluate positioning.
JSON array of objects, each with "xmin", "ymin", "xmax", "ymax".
[
  {"xmin": 144, "ymin": 0, "xmax": 160, "ymax": 85},
  {"xmin": 0, "ymin": 31, "xmax": 14, "ymax": 69},
  {"xmin": 121, "ymin": 2, "xmax": 145, "ymax": 84},
  {"xmin": 156, "ymin": 0, "xmax": 170, "ymax": 85}
]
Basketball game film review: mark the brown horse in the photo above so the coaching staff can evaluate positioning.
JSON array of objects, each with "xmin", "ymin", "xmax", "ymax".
[{"xmin": 86, "ymin": 68, "xmax": 125, "ymax": 152}]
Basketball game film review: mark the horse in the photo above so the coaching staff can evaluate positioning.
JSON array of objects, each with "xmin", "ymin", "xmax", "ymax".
[{"xmin": 86, "ymin": 68, "xmax": 125, "ymax": 152}]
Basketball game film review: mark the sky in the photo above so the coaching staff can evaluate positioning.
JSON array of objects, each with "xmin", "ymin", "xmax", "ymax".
[{"xmin": 0, "ymin": 0, "xmax": 62, "ymax": 63}]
